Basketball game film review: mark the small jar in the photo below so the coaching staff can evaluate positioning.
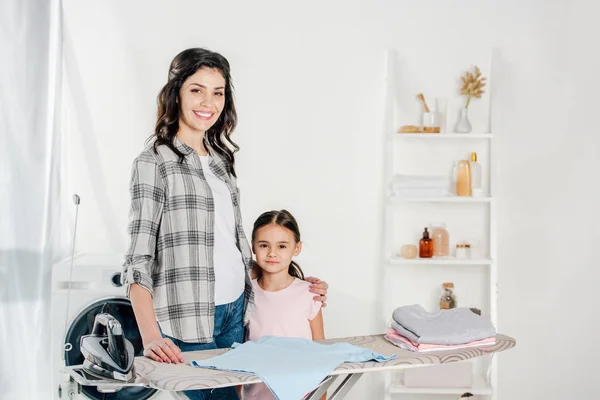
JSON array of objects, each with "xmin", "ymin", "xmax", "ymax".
[
  {"xmin": 455, "ymin": 243, "xmax": 471, "ymax": 259},
  {"xmin": 440, "ymin": 282, "xmax": 456, "ymax": 310},
  {"xmin": 421, "ymin": 112, "xmax": 441, "ymax": 133}
]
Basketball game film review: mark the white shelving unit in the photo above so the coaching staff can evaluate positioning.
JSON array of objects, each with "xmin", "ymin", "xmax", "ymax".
[{"xmin": 380, "ymin": 49, "xmax": 499, "ymax": 400}]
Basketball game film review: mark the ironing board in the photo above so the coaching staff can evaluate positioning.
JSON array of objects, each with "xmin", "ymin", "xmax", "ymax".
[{"xmin": 67, "ymin": 333, "xmax": 515, "ymax": 399}]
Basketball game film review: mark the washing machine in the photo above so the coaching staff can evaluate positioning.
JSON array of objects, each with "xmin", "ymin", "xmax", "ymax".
[{"xmin": 51, "ymin": 253, "xmax": 174, "ymax": 400}]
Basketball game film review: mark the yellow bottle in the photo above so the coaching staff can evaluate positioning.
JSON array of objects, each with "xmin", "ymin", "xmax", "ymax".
[{"xmin": 456, "ymin": 160, "xmax": 472, "ymax": 196}]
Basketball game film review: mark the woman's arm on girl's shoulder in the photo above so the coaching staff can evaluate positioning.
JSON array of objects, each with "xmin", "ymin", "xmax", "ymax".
[
  {"xmin": 310, "ymin": 309, "xmax": 324, "ymax": 340},
  {"xmin": 305, "ymin": 277, "xmax": 328, "ymax": 307}
]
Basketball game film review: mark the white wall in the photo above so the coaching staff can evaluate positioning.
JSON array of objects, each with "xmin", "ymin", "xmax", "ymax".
[{"xmin": 59, "ymin": 0, "xmax": 599, "ymax": 399}]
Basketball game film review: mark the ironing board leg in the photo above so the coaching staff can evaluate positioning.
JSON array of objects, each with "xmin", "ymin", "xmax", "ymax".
[
  {"xmin": 305, "ymin": 375, "xmax": 338, "ymax": 399},
  {"xmin": 327, "ymin": 373, "xmax": 363, "ymax": 399}
]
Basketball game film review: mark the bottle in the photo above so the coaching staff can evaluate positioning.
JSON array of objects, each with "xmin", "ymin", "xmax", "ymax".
[
  {"xmin": 440, "ymin": 282, "xmax": 456, "ymax": 310},
  {"xmin": 470, "ymin": 152, "xmax": 482, "ymax": 196},
  {"xmin": 431, "ymin": 223, "xmax": 450, "ymax": 257},
  {"xmin": 456, "ymin": 160, "xmax": 472, "ymax": 196},
  {"xmin": 419, "ymin": 228, "xmax": 433, "ymax": 258}
]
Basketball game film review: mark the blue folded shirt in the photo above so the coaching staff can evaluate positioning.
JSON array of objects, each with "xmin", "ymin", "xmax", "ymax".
[{"xmin": 191, "ymin": 336, "xmax": 396, "ymax": 400}]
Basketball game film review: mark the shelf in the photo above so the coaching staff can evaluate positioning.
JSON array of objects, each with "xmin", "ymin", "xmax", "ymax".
[
  {"xmin": 382, "ymin": 48, "xmax": 499, "ymax": 397},
  {"xmin": 389, "ymin": 374, "xmax": 492, "ymax": 395},
  {"xmin": 389, "ymin": 195, "xmax": 492, "ymax": 203},
  {"xmin": 394, "ymin": 132, "xmax": 493, "ymax": 139},
  {"xmin": 389, "ymin": 257, "xmax": 493, "ymax": 265}
]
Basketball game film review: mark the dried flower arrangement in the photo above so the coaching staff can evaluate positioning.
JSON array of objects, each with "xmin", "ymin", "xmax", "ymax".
[{"xmin": 460, "ymin": 66, "xmax": 486, "ymax": 109}]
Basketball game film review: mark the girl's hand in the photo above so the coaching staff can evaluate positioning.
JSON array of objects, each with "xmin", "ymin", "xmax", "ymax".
[
  {"xmin": 143, "ymin": 337, "xmax": 184, "ymax": 364},
  {"xmin": 306, "ymin": 277, "xmax": 328, "ymax": 307}
]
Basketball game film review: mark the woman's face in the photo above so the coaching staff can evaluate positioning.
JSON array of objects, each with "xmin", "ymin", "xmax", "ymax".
[{"xmin": 178, "ymin": 67, "xmax": 226, "ymax": 134}]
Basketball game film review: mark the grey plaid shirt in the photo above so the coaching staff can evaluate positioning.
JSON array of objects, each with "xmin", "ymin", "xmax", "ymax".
[{"xmin": 122, "ymin": 137, "xmax": 254, "ymax": 343}]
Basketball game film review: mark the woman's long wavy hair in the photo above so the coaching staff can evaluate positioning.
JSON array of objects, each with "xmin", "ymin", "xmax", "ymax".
[
  {"xmin": 151, "ymin": 48, "xmax": 239, "ymax": 176},
  {"xmin": 251, "ymin": 210, "xmax": 305, "ymax": 280}
]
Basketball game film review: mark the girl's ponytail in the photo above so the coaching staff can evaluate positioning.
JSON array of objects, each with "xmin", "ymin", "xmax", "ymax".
[{"xmin": 289, "ymin": 261, "xmax": 305, "ymax": 280}]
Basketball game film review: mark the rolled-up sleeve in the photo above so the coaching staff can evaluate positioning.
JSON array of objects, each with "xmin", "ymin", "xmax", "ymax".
[{"xmin": 122, "ymin": 153, "xmax": 164, "ymax": 297}]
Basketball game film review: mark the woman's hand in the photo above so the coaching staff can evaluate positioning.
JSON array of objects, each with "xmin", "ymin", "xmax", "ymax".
[
  {"xmin": 143, "ymin": 337, "xmax": 184, "ymax": 364},
  {"xmin": 129, "ymin": 284, "xmax": 184, "ymax": 364},
  {"xmin": 306, "ymin": 277, "xmax": 328, "ymax": 307}
]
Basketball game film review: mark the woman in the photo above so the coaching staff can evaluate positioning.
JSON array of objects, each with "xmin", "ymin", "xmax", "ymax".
[{"xmin": 122, "ymin": 48, "xmax": 328, "ymax": 400}]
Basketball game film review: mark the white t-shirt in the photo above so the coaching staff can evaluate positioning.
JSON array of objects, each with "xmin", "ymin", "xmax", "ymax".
[{"xmin": 199, "ymin": 155, "xmax": 246, "ymax": 305}]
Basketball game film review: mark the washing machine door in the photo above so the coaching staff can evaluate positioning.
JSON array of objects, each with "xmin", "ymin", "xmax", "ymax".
[{"xmin": 64, "ymin": 297, "xmax": 157, "ymax": 400}]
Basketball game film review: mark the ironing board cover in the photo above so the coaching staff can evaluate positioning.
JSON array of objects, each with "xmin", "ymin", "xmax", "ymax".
[{"xmin": 134, "ymin": 333, "xmax": 515, "ymax": 392}]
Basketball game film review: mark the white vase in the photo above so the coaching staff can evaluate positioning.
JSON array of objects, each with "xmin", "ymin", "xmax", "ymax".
[{"xmin": 455, "ymin": 108, "xmax": 472, "ymax": 133}]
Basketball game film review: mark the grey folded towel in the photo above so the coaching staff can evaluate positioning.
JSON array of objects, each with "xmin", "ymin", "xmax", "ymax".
[{"xmin": 392, "ymin": 304, "xmax": 496, "ymax": 345}]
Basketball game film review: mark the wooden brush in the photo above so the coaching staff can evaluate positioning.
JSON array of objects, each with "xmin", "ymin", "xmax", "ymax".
[{"xmin": 417, "ymin": 93, "xmax": 430, "ymax": 113}]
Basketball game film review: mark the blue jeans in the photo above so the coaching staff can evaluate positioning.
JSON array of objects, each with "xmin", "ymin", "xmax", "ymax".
[{"xmin": 162, "ymin": 293, "xmax": 245, "ymax": 400}]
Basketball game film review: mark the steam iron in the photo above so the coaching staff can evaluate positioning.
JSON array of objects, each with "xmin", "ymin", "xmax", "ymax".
[{"xmin": 80, "ymin": 305, "xmax": 136, "ymax": 383}]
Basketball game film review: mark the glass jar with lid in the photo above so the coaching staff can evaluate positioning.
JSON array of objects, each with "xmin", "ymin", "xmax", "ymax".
[
  {"xmin": 455, "ymin": 243, "xmax": 471, "ymax": 259},
  {"xmin": 431, "ymin": 223, "xmax": 449, "ymax": 257}
]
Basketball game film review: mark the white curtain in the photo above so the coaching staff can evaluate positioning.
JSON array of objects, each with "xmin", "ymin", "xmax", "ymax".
[{"xmin": 0, "ymin": 0, "xmax": 67, "ymax": 399}]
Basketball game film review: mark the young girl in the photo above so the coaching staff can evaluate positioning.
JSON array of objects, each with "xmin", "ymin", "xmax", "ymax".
[{"xmin": 243, "ymin": 210, "xmax": 325, "ymax": 400}]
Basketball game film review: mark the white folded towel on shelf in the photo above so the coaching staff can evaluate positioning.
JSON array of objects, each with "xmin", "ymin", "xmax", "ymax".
[
  {"xmin": 389, "ymin": 175, "xmax": 451, "ymax": 198},
  {"xmin": 390, "ymin": 174, "xmax": 450, "ymax": 189}
]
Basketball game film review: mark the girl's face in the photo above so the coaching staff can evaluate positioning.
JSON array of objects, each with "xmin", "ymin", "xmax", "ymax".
[
  {"xmin": 253, "ymin": 224, "xmax": 302, "ymax": 276},
  {"xmin": 178, "ymin": 67, "xmax": 226, "ymax": 134}
]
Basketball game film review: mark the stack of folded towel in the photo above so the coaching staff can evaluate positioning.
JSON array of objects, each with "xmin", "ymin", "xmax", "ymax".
[
  {"xmin": 389, "ymin": 175, "xmax": 450, "ymax": 199},
  {"xmin": 385, "ymin": 304, "xmax": 497, "ymax": 352}
]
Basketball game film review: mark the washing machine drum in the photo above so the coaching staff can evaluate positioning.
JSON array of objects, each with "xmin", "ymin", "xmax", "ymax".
[{"xmin": 64, "ymin": 297, "xmax": 157, "ymax": 399}]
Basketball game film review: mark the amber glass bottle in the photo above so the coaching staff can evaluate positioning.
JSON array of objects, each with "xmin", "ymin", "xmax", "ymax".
[{"xmin": 419, "ymin": 227, "xmax": 433, "ymax": 258}]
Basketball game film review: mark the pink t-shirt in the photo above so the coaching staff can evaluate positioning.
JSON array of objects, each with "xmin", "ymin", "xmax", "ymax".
[
  {"xmin": 247, "ymin": 277, "xmax": 322, "ymax": 341},
  {"xmin": 244, "ymin": 277, "xmax": 322, "ymax": 399}
]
